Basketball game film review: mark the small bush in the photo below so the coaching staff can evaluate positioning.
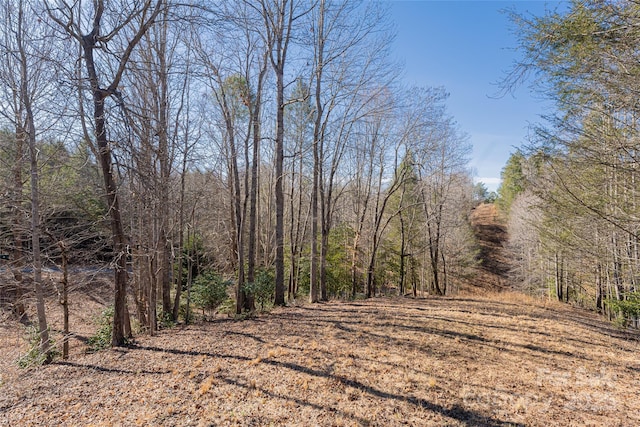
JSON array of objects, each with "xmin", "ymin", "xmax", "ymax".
[
  {"xmin": 244, "ymin": 268, "xmax": 275, "ymax": 310},
  {"xmin": 216, "ymin": 297, "xmax": 236, "ymax": 316},
  {"xmin": 605, "ymin": 292, "xmax": 640, "ymax": 328},
  {"xmin": 17, "ymin": 326, "xmax": 57, "ymax": 368},
  {"xmin": 159, "ymin": 311, "xmax": 176, "ymax": 329},
  {"xmin": 191, "ymin": 271, "xmax": 231, "ymax": 313},
  {"xmin": 87, "ymin": 306, "xmax": 114, "ymax": 352}
]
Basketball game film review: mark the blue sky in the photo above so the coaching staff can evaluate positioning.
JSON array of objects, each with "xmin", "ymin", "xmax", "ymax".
[{"xmin": 389, "ymin": 0, "xmax": 563, "ymax": 192}]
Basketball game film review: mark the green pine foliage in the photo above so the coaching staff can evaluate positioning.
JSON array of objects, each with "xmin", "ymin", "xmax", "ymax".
[{"xmin": 497, "ymin": 151, "xmax": 526, "ymax": 214}]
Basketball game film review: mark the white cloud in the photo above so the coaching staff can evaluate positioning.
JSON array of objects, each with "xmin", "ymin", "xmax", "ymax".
[{"xmin": 473, "ymin": 177, "xmax": 501, "ymax": 192}]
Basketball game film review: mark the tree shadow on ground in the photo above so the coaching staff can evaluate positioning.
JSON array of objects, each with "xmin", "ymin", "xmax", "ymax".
[
  {"xmin": 54, "ymin": 360, "xmax": 170, "ymax": 376},
  {"xmin": 131, "ymin": 342, "xmax": 519, "ymax": 427}
]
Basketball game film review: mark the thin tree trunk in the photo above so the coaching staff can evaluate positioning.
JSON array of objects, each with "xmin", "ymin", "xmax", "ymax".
[
  {"xmin": 26, "ymin": 98, "xmax": 49, "ymax": 359},
  {"xmin": 173, "ymin": 128, "xmax": 189, "ymax": 320},
  {"xmin": 17, "ymin": 1, "xmax": 49, "ymax": 358},
  {"xmin": 58, "ymin": 241, "xmax": 69, "ymax": 359},
  {"xmin": 274, "ymin": 55, "xmax": 286, "ymax": 305},
  {"xmin": 11, "ymin": 124, "xmax": 25, "ymax": 318},
  {"xmin": 230, "ymin": 131, "xmax": 247, "ymax": 314},
  {"xmin": 398, "ymin": 190, "xmax": 406, "ymax": 295},
  {"xmin": 554, "ymin": 252, "xmax": 563, "ymax": 302},
  {"xmin": 309, "ymin": 0, "xmax": 325, "ymax": 304},
  {"xmin": 245, "ymin": 58, "xmax": 267, "ymax": 312},
  {"xmin": 262, "ymin": 0, "xmax": 295, "ymax": 307},
  {"xmin": 157, "ymin": 11, "xmax": 172, "ymax": 319}
]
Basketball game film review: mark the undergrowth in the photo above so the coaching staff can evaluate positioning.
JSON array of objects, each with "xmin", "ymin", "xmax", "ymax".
[
  {"xmin": 17, "ymin": 326, "xmax": 58, "ymax": 368},
  {"xmin": 87, "ymin": 306, "xmax": 115, "ymax": 352}
]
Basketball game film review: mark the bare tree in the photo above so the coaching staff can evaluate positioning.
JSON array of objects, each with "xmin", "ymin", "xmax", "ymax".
[
  {"xmin": 48, "ymin": 0, "xmax": 164, "ymax": 346},
  {"xmin": 0, "ymin": 0, "xmax": 66, "ymax": 359},
  {"xmin": 307, "ymin": 0, "xmax": 397, "ymax": 300},
  {"xmin": 254, "ymin": 0, "xmax": 310, "ymax": 305}
]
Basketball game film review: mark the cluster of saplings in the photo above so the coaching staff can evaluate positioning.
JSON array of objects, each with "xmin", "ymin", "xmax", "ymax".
[{"xmin": 89, "ymin": 267, "xmax": 277, "ymax": 352}]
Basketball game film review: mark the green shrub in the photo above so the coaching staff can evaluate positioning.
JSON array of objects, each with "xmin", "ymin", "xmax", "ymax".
[
  {"xmin": 17, "ymin": 326, "xmax": 57, "ymax": 368},
  {"xmin": 243, "ymin": 268, "xmax": 275, "ymax": 310},
  {"xmin": 605, "ymin": 292, "xmax": 640, "ymax": 327},
  {"xmin": 87, "ymin": 306, "xmax": 114, "ymax": 352},
  {"xmin": 191, "ymin": 271, "xmax": 231, "ymax": 312},
  {"xmin": 159, "ymin": 311, "xmax": 176, "ymax": 329},
  {"xmin": 216, "ymin": 297, "xmax": 236, "ymax": 316}
]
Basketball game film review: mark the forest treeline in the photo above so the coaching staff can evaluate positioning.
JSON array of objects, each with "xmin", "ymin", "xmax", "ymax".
[
  {"xmin": 500, "ymin": 0, "xmax": 640, "ymax": 327},
  {"xmin": 0, "ymin": 0, "xmax": 481, "ymax": 358}
]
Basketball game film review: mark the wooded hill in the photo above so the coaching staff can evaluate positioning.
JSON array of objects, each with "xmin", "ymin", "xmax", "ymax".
[{"xmin": 499, "ymin": 0, "xmax": 640, "ymax": 326}]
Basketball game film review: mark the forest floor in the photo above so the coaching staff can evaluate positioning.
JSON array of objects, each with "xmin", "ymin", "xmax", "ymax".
[
  {"xmin": 1, "ymin": 204, "xmax": 640, "ymax": 426},
  {"xmin": 2, "ymin": 293, "xmax": 640, "ymax": 426}
]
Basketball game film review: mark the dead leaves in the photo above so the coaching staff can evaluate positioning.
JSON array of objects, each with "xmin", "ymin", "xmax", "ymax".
[{"xmin": 1, "ymin": 297, "xmax": 639, "ymax": 426}]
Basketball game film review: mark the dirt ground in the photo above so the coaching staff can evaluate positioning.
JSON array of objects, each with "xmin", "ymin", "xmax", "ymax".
[
  {"xmin": 468, "ymin": 203, "xmax": 511, "ymax": 293},
  {"xmin": 1, "ymin": 292, "xmax": 639, "ymax": 426}
]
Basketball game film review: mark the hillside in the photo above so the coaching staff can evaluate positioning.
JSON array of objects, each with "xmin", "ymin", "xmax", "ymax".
[
  {"xmin": 469, "ymin": 203, "xmax": 511, "ymax": 292},
  {"xmin": 1, "ymin": 294, "xmax": 639, "ymax": 426}
]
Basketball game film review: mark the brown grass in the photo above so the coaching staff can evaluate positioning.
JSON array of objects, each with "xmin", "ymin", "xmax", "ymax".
[{"xmin": 1, "ymin": 293, "xmax": 639, "ymax": 426}]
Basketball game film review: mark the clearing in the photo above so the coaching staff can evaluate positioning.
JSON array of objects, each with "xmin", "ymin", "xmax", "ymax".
[
  {"xmin": 1, "ymin": 294, "xmax": 639, "ymax": 426},
  {"xmin": 469, "ymin": 203, "xmax": 511, "ymax": 292}
]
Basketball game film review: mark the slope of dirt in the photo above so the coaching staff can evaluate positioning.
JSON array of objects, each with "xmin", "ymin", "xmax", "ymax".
[
  {"xmin": 2, "ymin": 294, "xmax": 639, "ymax": 426},
  {"xmin": 469, "ymin": 203, "xmax": 511, "ymax": 292}
]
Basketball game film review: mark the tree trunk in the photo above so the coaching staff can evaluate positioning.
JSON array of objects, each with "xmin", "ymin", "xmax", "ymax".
[
  {"xmin": 230, "ymin": 130, "xmax": 247, "ymax": 315},
  {"xmin": 366, "ymin": 239, "xmax": 377, "ymax": 298},
  {"xmin": 262, "ymin": 0, "xmax": 295, "ymax": 307},
  {"xmin": 157, "ymin": 12, "xmax": 173, "ymax": 320},
  {"xmin": 59, "ymin": 242, "xmax": 69, "ymax": 359},
  {"xmin": 11, "ymin": 124, "xmax": 25, "ymax": 318},
  {"xmin": 595, "ymin": 262, "xmax": 603, "ymax": 313},
  {"xmin": 309, "ymin": 0, "xmax": 325, "ymax": 304},
  {"xmin": 274, "ymin": 70, "xmax": 286, "ymax": 306},
  {"xmin": 26, "ymin": 94, "xmax": 50, "ymax": 360},
  {"xmin": 17, "ymin": 1, "xmax": 49, "ymax": 358},
  {"xmin": 245, "ymin": 51, "xmax": 268, "ymax": 312},
  {"xmin": 81, "ymin": 34, "xmax": 130, "ymax": 346},
  {"xmin": 173, "ymin": 131, "xmax": 189, "ymax": 320},
  {"xmin": 399, "ymin": 203, "xmax": 406, "ymax": 295},
  {"xmin": 320, "ymin": 228, "xmax": 329, "ymax": 301},
  {"xmin": 554, "ymin": 252, "xmax": 563, "ymax": 302}
]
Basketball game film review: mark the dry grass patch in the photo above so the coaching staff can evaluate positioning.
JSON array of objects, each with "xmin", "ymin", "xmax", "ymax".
[{"xmin": 1, "ymin": 294, "xmax": 639, "ymax": 426}]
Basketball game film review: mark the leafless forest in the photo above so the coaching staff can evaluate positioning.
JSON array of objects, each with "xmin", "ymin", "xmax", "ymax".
[
  {"xmin": 1, "ymin": 1, "xmax": 640, "ymax": 425},
  {"xmin": 0, "ymin": 0, "xmax": 475, "ymax": 349}
]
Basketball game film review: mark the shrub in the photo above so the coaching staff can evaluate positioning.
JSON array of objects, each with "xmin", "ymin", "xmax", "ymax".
[
  {"xmin": 216, "ymin": 297, "xmax": 236, "ymax": 316},
  {"xmin": 191, "ymin": 271, "xmax": 231, "ymax": 313},
  {"xmin": 244, "ymin": 268, "xmax": 275, "ymax": 310},
  {"xmin": 605, "ymin": 292, "xmax": 640, "ymax": 327},
  {"xmin": 87, "ymin": 306, "xmax": 114, "ymax": 352},
  {"xmin": 159, "ymin": 311, "xmax": 176, "ymax": 329},
  {"xmin": 17, "ymin": 326, "xmax": 58, "ymax": 368}
]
